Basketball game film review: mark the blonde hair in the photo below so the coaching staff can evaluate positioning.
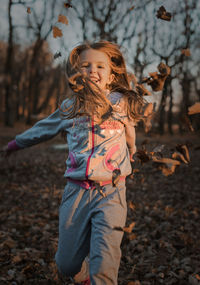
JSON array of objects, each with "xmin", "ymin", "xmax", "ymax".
[{"xmin": 60, "ymin": 40, "xmax": 144, "ymax": 122}]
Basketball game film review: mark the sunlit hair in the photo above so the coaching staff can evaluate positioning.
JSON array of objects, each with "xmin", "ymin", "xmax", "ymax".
[{"xmin": 60, "ymin": 40, "xmax": 144, "ymax": 123}]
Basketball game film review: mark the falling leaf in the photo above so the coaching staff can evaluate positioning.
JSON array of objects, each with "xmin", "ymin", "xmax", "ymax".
[
  {"xmin": 27, "ymin": 7, "xmax": 31, "ymax": 14},
  {"xmin": 136, "ymin": 149, "xmax": 150, "ymax": 163},
  {"xmin": 54, "ymin": 51, "xmax": 62, "ymax": 59},
  {"xmin": 152, "ymin": 144, "xmax": 165, "ymax": 154},
  {"xmin": 129, "ymin": 5, "xmax": 135, "ymax": 11},
  {"xmin": 123, "ymin": 222, "xmax": 136, "ymax": 233},
  {"xmin": 188, "ymin": 102, "xmax": 200, "ymax": 115},
  {"xmin": 64, "ymin": 2, "xmax": 73, "ymax": 8},
  {"xmin": 156, "ymin": 6, "xmax": 172, "ymax": 21},
  {"xmin": 175, "ymin": 144, "xmax": 190, "ymax": 163},
  {"xmin": 112, "ymin": 168, "xmax": 121, "ymax": 186},
  {"xmin": 142, "ymin": 63, "xmax": 170, "ymax": 92},
  {"xmin": 152, "ymin": 156, "xmax": 181, "ymax": 176},
  {"xmin": 58, "ymin": 14, "xmax": 68, "ymax": 25},
  {"xmin": 195, "ymin": 274, "xmax": 200, "ymax": 281},
  {"xmin": 181, "ymin": 48, "xmax": 191, "ymax": 56},
  {"xmin": 172, "ymin": 152, "xmax": 188, "ymax": 164},
  {"xmin": 128, "ymin": 201, "xmax": 136, "ymax": 210},
  {"xmin": 52, "ymin": 26, "xmax": 63, "ymax": 38},
  {"xmin": 114, "ymin": 222, "xmax": 136, "ymax": 233}
]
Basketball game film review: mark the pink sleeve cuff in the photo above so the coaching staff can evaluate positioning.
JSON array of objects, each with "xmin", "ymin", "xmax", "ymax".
[{"xmin": 7, "ymin": 140, "xmax": 21, "ymax": 151}]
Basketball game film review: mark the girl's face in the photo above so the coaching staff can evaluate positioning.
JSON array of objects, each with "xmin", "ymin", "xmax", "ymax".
[{"xmin": 79, "ymin": 48, "xmax": 114, "ymax": 91}]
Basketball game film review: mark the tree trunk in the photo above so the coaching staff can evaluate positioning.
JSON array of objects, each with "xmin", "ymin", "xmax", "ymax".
[{"xmin": 4, "ymin": 0, "xmax": 14, "ymax": 126}]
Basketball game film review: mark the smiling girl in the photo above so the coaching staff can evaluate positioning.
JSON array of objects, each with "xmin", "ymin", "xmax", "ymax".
[{"xmin": 3, "ymin": 41, "xmax": 144, "ymax": 285}]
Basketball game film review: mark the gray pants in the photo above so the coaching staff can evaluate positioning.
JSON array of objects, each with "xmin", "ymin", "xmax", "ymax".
[{"xmin": 55, "ymin": 181, "xmax": 127, "ymax": 285}]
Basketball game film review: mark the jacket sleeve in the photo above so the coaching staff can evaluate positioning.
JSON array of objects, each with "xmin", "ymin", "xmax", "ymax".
[{"xmin": 15, "ymin": 109, "xmax": 65, "ymax": 148}]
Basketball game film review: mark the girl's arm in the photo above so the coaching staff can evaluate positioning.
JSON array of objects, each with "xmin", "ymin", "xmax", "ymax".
[
  {"xmin": 15, "ymin": 109, "xmax": 64, "ymax": 148},
  {"xmin": 3, "ymin": 108, "xmax": 68, "ymax": 155},
  {"xmin": 125, "ymin": 121, "xmax": 137, "ymax": 162}
]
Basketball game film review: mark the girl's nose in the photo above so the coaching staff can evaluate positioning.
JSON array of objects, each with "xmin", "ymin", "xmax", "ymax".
[{"xmin": 89, "ymin": 65, "xmax": 97, "ymax": 73}]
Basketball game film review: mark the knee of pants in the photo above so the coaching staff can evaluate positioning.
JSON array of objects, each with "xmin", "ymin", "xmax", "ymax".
[{"xmin": 55, "ymin": 252, "xmax": 81, "ymax": 277}]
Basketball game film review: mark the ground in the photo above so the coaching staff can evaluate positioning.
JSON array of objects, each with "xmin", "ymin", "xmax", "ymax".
[{"xmin": 0, "ymin": 123, "xmax": 200, "ymax": 285}]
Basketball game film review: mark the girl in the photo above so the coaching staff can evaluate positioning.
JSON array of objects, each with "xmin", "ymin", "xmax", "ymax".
[{"xmin": 3, "ymin": 41, "xmax": 144, "ymax": 284}]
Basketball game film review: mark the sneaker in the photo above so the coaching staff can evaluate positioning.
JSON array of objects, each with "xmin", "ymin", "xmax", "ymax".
[{"xmin": 75, "ymin": 277, "xmax": 90, "ymax": 285}]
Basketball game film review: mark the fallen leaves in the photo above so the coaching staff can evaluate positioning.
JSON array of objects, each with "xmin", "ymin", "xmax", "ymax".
[
  {"xmin": 156, "ymin": 6, "xmax": 172, "ymax": 21},
  {"xmin": 1, "ymin": 132, "xmax": 200, "ymax": 284}
]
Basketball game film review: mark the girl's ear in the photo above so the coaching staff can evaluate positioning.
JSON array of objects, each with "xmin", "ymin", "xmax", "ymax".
[{"xmin": 108, "ymin": 74, "xmax": 115, "ymax": 84}]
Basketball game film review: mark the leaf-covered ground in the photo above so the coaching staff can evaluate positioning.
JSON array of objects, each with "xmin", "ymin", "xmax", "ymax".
[{"xmin": 0, "ymin": 124, "xmax": 200, "ymax": 285}]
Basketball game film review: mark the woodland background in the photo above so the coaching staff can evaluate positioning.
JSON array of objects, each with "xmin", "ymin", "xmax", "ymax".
[{"xmin": 0, "ymin": 0, "xmax": 200, "ymax": 284}]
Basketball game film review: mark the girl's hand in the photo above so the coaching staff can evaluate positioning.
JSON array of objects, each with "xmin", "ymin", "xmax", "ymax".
[
  {"xmin": 0, "ymin": 141, "xmax": 20, "ymax": 157},
  {"xmin": 129, "ymin": 146, "xmax": 137, "ymax": 162}
]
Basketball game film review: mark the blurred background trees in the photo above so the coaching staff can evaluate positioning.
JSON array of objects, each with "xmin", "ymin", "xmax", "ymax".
[{"xmin": 0, "ymin": 0, "xmax": 199, "ymax": 134}]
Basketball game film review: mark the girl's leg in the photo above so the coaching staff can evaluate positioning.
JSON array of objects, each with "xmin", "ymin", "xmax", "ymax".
[
  {"xmin": 55, "ymin": 182, "xmax": 91, "ymax": 281},
  {"xmin": 89, "ymin": 182, "xmax": 127, "ymax": 285}
]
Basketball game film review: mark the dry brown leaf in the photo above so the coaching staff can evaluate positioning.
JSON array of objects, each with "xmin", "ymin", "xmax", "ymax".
[
  {"xmin": 64, "ymin": 2, "xmax": 73, "ymax": 8},
  {"xmin": 128, "ymin": 201, "xmax": 136, "ymax": 210},
  {"xmin": 112, "ymin": 168, "xmax": 121, "ymax": 187},
  {"xmin": 127, "ymin": 281, "xmax": 141, "ymax": 285},
  {"xmin": 136, "ymin": 149, "xmax": 150, "ymax": 163},
  {"xmin": 128, "ymin": 233, "xmax": 137, "ymax": 241},
  {"xmin": 181, "ymin": 48, "xmax": 191, "ymax": 56},
  {"xmin": 172, "ymin": 152, "xmax": 188, "ymax": 164},
  {"xmin": 156, "ymin": 6, "xmax": 172, "ymax": 21},
  {"xmin": 141, "ymin": 63, "xmax": 170, "ymax": 92},
  {"xmin": 195, "ymin": 274, "xmax": 200, "ymax": 281},
  {"xmin": 123, "ymin": 222, "xmax": 136, "ymax": 233},
  {"xmin": 176, "ymin": 144, "xmax": 190, "ymax": 163},
  {"xmin": 27, "ymin": 7, "xmax": 31, "ymax": 14},
  {"xmin": 129, "ymin": 5, "xmax": 135, "ymax": 11},
  {"xmin": 58, "ymin": 14, "xmax": 68, "ymax": 25},
  {"xmin": 114, "ymin": 222, "xmax": 136, "ymax": 233},
  {"xmin": 152, "ymin": 156, "xmax": 181, "ymax": 166},
  {"xmin": 152, "ymin": 156, "xmax": 181, "ymax": 176},
  {"xmin": 188, "ymin": 102, "xmax": 200, "ymax": 115},
  {"xmin": 52, "ymin": 26, "xmax": 63, "ymax": 38},
  {"xmin": 54, "ymin": 51, "xmax": 62, "ymax": 59}
]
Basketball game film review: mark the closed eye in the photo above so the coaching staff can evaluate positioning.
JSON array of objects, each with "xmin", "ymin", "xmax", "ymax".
[{"xmin": 81, "ymin": 64, "xmax": 89, "ymax": 68}]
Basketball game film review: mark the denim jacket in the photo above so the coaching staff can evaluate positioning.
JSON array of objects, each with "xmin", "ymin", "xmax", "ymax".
[{"xmin": 15, "ymin": 92, "xmax": 136, "ymax": 183}]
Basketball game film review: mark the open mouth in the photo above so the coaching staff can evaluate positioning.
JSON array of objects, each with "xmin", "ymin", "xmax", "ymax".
[{"xmin": 90, "ymin": 77, "xmax": 99, "ymax": 84}]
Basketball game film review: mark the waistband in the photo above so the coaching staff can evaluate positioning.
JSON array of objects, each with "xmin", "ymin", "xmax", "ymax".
[{"xmin": 67, "ymin": 177, "xmax": 126, "ymax": 190}]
